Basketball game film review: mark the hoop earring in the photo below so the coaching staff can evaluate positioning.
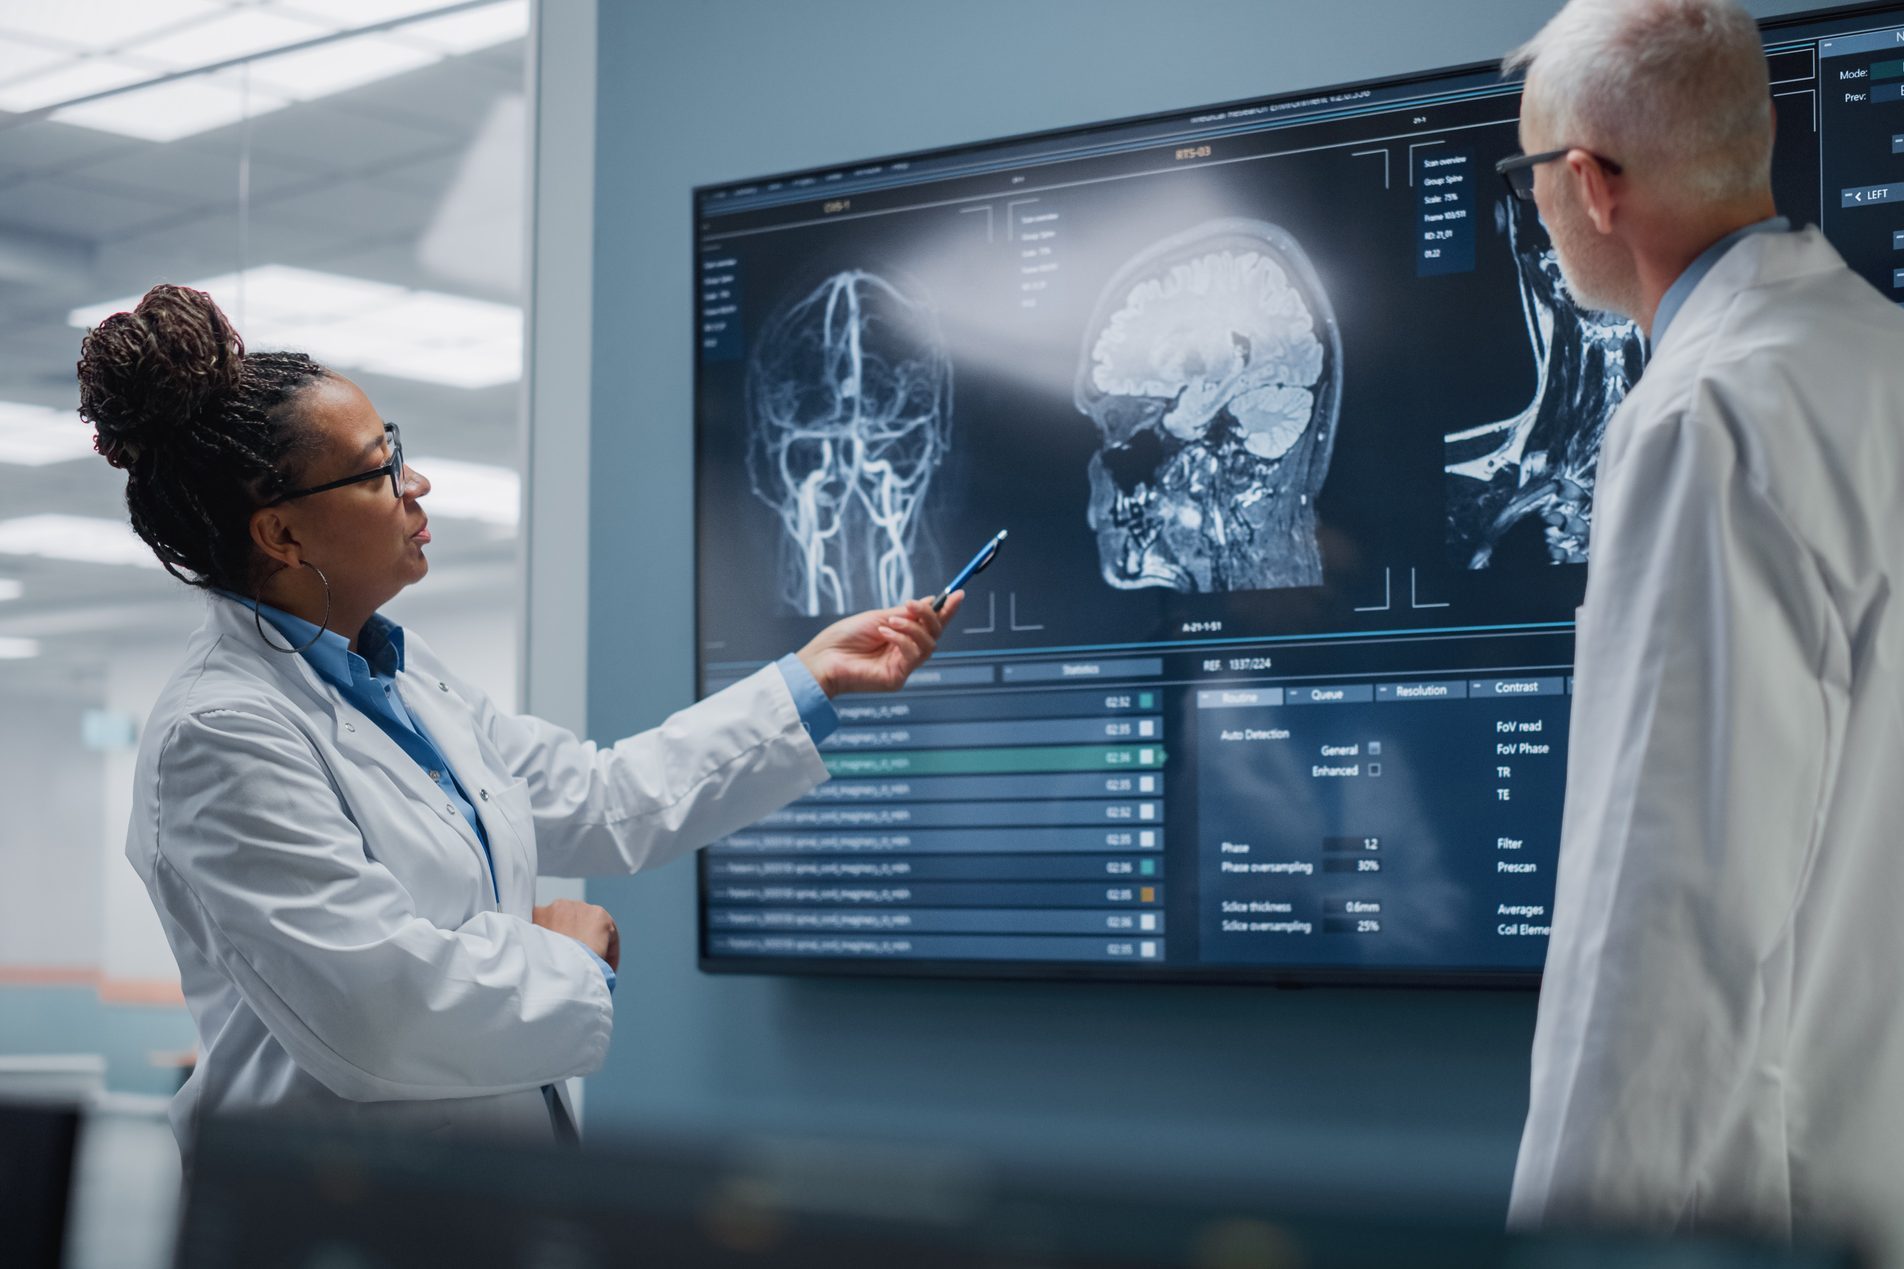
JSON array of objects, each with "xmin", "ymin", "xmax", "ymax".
[{"xmin": 252, "ymin": 561, "xmax": 333, "ymax": 655}]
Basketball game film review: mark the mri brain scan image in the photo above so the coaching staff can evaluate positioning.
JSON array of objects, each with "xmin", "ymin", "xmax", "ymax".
[
  {"xmin": 1076, "ymin": 218, "xmax": 1341, "ymax": 593},
  {"xmin": 1444, "ymin": 196, "xmax": 1645, "ymax": 568},
  {"xmin": 746, "ymin": 269, "xmax": 953, "ymax": 616}
]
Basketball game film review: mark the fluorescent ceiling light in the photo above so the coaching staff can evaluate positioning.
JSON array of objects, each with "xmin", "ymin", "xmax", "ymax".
[
  {"xmin": 126, "ymin": 8, "xmax": 331, "ymax": 66},
  {"xmin": 0, "ymin": 1, "xmax": 224, "ymax": 52},
  {"xmin": 409, "ymin": 455, "xmax": 519, "ymax": 527},
  {"xmin": 52, "ymin": 69, "xmax": 290, "ymax": 143},
  {"xmin": 0, "ymin": 56, "xmax": 151, "ymax": 112},
  {"xmin": 251, "ymin": 33, "xmax": 436, "ymax": 100},
  {"xmin": 72, "ymin": 265, "xmax": 522, "ymax": 389},
  {"xmin": 0, "ymin": 578, "xmax": 23, "ymax": 602},
  {"xmin": 0, "ymin": 40, "xmax": 69, "ymax": 86},
  {"xmin": 279, "ymin": 0, "xmax": 463, "ymax": 25},
  {"xmin": 0, "ymin": 637, "xmax": 41, "ymax": 660},
  {"xmin": 0, "ymin": 401, "xmax": 95, "ymax": 467},
  {"xmin": 0, "ymin": 514, "xmax": 159, "ymax": 569},
  {"xmin": 399, "ymin": 2, "xmax": 528, "ymax": 55},
  {"xmin": 0, "ymin": 0, "xmax": 525, "ymax": 141}
]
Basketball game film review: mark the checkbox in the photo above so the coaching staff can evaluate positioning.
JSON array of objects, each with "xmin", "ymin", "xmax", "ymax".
[
  {"xmin": 1368, "ymin": 741, "xmax": 1383, "ymax": 756},
  {"xmin": 1139, "ymin": 775, "xmax": 1156, "ymax": 793},
  {"xmin": 1140, "ymin": 913, "xmax": 1157, "ymax": 931},
  {"xmin": 1140, "ymin": 941, "xmax": 1158, "ymax": 958},
  {"xmin": 1368, "ymin": 763, "xmax": 1382, "ymax": 777},
  {"xmin": 1139, "ymin": 831, "xmax": 1156, "ymax": 847},
  {"xmin": 1139, "ymin": 748, "xmax": 1155, "ymax": 764},
  {"xmin": 1139, "ymin": 803, "xmax": 1156, "ymax": 820},
  {"xmin": 1138, "ymin": 719, "xmax": 1156, "ymax": 737}
]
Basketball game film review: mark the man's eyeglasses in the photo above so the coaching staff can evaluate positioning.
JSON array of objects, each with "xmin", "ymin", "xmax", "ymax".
[
  {"xmin": 263, "ymin": 422, "xmax": 406, "ymax": 507},
  {"xmin": 1495, "ymin": 148, "xmax": 1624, "ymax": 202}
]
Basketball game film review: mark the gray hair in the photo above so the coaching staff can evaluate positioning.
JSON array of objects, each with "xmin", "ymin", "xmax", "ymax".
[{"xmin": 1506, "ymin": 0, "xmax": 1773, "ymax": 203}]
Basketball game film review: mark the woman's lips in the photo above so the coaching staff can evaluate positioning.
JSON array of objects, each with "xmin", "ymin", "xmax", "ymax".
[{"xmin": 412, "ymin": 521, "xmax": 431, "ymax": 544}]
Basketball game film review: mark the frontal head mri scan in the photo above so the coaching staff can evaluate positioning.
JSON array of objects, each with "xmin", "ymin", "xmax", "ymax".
[
  {"xmin": 746, "ymin": 269, "xmax": 953, "ymax": 617},
  {"xmin": 1075, "ymin": 218, "xmax": 1342, "ymax": 593}
]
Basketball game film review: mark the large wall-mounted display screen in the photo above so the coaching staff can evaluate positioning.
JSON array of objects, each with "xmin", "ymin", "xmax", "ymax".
[{"xmin": 694, "ymin": 3, "xmax": 1900, "ymax": 985}]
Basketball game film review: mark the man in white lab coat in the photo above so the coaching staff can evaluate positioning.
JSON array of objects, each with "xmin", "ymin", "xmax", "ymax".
[{"xmin": 1504, "ymin": 0, "xmax": 1904, "ymax": 1254}]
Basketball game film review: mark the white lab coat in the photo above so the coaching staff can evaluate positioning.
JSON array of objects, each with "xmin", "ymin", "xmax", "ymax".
[
  {"xmin": 128, "ymin": 593, "xmax": 827, "ymax": 1162},
  {"xmin": 1510, "ymin": 228, "xmax": 1904, "ymax": 1255}
]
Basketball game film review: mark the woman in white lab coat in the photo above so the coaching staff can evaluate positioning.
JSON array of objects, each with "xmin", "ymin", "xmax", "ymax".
[{"xmin": 76, "ymin": 284, "xmax": 959, "ymax": 1161}]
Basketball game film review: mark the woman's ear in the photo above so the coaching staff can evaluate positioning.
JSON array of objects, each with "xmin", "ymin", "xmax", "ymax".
[{"xmin": 250, "ymin": 505, "xmax": 303, "ymax": 570}]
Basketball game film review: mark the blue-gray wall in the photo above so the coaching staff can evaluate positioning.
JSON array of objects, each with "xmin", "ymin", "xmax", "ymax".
[{"xmin": 583, "ymin": 0, "xmax": 1827, "ymax": 1214}]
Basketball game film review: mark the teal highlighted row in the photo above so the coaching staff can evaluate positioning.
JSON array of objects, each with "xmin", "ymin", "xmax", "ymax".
[{"xmin": 824, "ymin": 744, "xmax": 1167, "ymax": 777}]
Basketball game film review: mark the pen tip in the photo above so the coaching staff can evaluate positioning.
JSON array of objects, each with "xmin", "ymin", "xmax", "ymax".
[{"xmin": 997, "ymin": 529, "xmax": 1008, "ymax": 540}]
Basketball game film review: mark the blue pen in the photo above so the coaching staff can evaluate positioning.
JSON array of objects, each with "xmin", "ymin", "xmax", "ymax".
[{"xmin": 932, "ymin": 530, "xmax": 1007, "ymax": 612}]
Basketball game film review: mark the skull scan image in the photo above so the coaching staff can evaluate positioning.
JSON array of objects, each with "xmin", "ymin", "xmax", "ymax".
[
  {"xmin": 1076, "ymin": 219, "xmax": 1341, "ymax": 593},
  {"xmin": 1443, "ymin": 197, "xmax": 1645, "ymax": 567},
  {"xmin": 746, "ymin": 270, "xmax": 953, "ymax": 616}
]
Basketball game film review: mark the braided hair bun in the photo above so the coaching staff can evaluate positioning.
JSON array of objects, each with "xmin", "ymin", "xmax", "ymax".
[
  {"xmin": 78, "ymin": 284, "xmax": 243, "ymax": 470},
  {"xmin": 74, "ymin": 283, "xmax": 327, "ymax": 589}
]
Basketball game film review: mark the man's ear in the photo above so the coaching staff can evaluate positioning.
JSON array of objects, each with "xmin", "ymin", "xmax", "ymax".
[
  {"xmin": 1568, "ymin": 148, "xmax": 1619, "ymax": 235},
  {"xmin": 250, "ymin": 505, "xmax": 303, "ymax": 571}
]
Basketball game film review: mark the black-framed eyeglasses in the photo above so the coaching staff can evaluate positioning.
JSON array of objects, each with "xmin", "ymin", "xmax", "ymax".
[
  {"xmin": 263, "ymin": 422, "xmax": 405, "ymax": 507},
  {"xmin": 1496, "ymin": 148, "xmax": 1624, "ymax": 202}
]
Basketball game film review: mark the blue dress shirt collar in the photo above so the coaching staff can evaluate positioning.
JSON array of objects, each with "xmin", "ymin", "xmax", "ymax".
[{"xmin": 1651, "ymin": 215, "xmax": 1790, "ymax": 349}]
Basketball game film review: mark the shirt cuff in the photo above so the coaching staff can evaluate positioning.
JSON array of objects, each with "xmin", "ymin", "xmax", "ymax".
[
  {"xmin": 775, "ymin": 653, "xmax": 839, "ymax": 745},
  {"xmin": 584, "ymin": 947, "xmax": 617, "ymax": 994}
]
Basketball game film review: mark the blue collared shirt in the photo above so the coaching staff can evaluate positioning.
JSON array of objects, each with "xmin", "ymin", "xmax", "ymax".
[{"xmin": 1651, "ymin": 215, "xmax": 1791, "ymax": 348}]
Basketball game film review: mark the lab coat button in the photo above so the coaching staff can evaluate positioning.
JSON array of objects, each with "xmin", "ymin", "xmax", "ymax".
[
  {"xmin": 438, "ymin": 681, "xmax": 449, "ymax": 692},
  {"xmin": 344, "ymin": 722, "xmax": 355, "ymax": 733},
  {"xmin": 479, "ymin": 789, "xmax": 489, "ymax": 801},
  {"xmin": 446, "ymin": 804, "xmax": 456, "ymax": 816}
]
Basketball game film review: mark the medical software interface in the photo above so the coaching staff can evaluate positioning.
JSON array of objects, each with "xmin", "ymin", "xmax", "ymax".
[{"xmin": 693, "ymin": 5, "xmax": 1903, "ymax": 982}]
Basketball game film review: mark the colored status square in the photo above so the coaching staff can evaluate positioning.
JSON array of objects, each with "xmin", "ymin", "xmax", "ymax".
[
  {"xmin": 1139, "ymin": 886, "xmax": 1157, "ymax": 903},
  {"xmin": 1139, "ymin": 859, "xmax": 1157, "ymax": 876},
  {"xmin": 1140, "ymin": 941, "xmax": 1158, "ymax": 958},
  {"xmin": 1139, "ymin": 830, "xmax": 1157, "ymax": 847},
  {"xmin": 1138, "ymin": 692, "xmax": 1156, "ymax": 708}
]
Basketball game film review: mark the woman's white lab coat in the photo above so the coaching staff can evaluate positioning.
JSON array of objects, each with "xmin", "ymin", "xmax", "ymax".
[
  {"xmin": 1510, "ymin": 229, "xmax": 1904, "ymax": 1257},
  {"xmin": 128, "ymin": 594, "xmax": 827, "ymax": 1159}
]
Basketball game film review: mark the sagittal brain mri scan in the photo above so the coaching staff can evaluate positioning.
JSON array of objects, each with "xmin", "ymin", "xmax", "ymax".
[
  {"xmin": 745, "ymin": 269, "xmax": 953, "ymax": 616},
  {"xmin": 695, "ymin": 4, "xmax": 1867, "ymax": 983},
  {"xmin": 1076, "ymin": 219, "xmax": 1342, "ymax": 593},
  {"xmin": 1444, "ymin": 196, "xmax": 1645, "ymax": 568}
]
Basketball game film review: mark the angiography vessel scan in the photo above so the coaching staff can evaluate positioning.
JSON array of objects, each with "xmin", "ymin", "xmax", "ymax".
[
  {"xmin": 1075, "ymin": 219, "xmax": 1341, "ymax": 593},
  {"xmin": 1443, "ymin": 197, "xmax": 1645, "ymax": 568},
  {"xmin": 745, "ymin": 269, "xmax": 953, "ymax": 616}
]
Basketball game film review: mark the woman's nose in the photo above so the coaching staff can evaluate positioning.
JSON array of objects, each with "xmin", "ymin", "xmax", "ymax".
[{"xmin": 402, "ymin": 464, "xmax": 430, "ymax": 498}]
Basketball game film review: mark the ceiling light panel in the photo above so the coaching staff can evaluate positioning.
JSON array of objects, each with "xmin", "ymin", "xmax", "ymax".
[
  {"xmin": 0, "ymin": 56, "xmax": 152, "ymax": 112},
  {"xmin": 51, "ymin": 69, "xmax": 290, "ymax": 143},
  {"xmin": 0, "ymin": 401, "xmax": 94, "ymax": 467},
  {"xmin": 0, "ymin": 39, "xmax": 70, "ymax": 87},
  {"xmin": 72, "ymin": 266, "xmax": 522, "ymax": 390},
  {"xmin": 125, "ymin": 8, "xmax": 334, "ymax": 67},
  {"xmin": 0, "ymin": 0, "xmax": 226, "ymax": 52},
  {"xmin": 0, "ymin": 578, "xmax": 23, "ymax": 602},
  {"xmin": 277, "ymin": 0, "xmax": 463, "ymax": 26},
  {"xmin": 397, "ymin": 2, "xmax": 529, "ymax": 55},
  {"xmin": 0, "ymin": 515, "xmax": 159, "ymax": 569},
  {"xmin": 0, "ymin": 637, "xmax": 41, "ymax": 660},
  {"xmin": 249, "ymin": 33, "xmax": 437, "ymax": 100}
]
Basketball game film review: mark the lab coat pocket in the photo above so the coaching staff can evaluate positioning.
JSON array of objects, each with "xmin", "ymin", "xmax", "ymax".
[{"xmin": 477, "ymin": 777, "xmax": 540, "ymax": 907}]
